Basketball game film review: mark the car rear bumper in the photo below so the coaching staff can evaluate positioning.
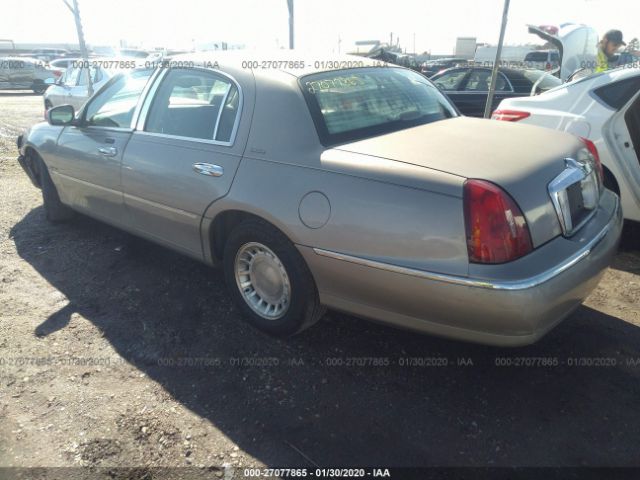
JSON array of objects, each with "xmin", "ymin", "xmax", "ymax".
[{"xmin": 300, "ymin": 191, "xmax": 623, "ymax": 346}]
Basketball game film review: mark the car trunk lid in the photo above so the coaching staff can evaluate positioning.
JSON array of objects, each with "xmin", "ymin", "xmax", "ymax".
[{"xmin": 332, "ymin": 116, "xmax": 584, "ymax": 247}]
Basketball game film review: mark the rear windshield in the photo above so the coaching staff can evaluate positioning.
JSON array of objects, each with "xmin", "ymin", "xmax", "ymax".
[{"xmin": 300, "ymin": 67, "xmax": 457, "ymax": 145}]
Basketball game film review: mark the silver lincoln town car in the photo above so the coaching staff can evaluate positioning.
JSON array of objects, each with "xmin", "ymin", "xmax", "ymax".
[{"xmin": 17, "ymin": 53, "xmax": 623, "ymax": 346}]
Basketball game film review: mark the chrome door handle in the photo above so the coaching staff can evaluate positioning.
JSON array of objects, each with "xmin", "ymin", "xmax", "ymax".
[
  {"xmin": 98, "ymin": 146, "xmax": 117, "ymax": 157},
  {"xmin": 193, "ymin": 163, "xmax": 223, "ymax": 177}
]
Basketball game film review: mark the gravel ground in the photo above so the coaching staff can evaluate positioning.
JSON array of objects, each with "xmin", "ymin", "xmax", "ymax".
[{"xmin": 1, "ymin": 92, "xmax": 639, "ymax": 474}]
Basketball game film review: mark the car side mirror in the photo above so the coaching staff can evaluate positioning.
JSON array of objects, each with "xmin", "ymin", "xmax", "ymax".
[{"xmin": 46, "ymin": 105, "xmax": 75, "ymax": 126}]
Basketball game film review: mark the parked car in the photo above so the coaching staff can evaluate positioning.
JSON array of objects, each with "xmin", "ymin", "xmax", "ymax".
[
  {"xmin": 43, "ymin": 58, "xmax": 140, "ymax": 111},
  {"xmin": 48, "ymin": 58, "xmax": 75, "ymax": 71},
  {"xmin": 44, "ymin": 58, "xmax": 72, "ymax": 83},
  {"xmin": 17, "ymin": 53, "xmax": 622, "ymax": 346},
  {"xmin": 421, "ymin": 58, "xmax": 469, "ymax": 77},
  {"xmin": 29, "ymin": 48, "xmax": 71, "ymax": 63},
  {"xmin": 523, "ymin": 50, "xmax": 560, "ymax": 71},
  {"xmin": 0, "ymin": 57, "xmax": 57, "ymax": 93},
  {"xmin": 430, "ymin": 66, "xmax": 562, "ymax": 116},
  {"xmin": 493, "ymin": 67, "xmax": 640, "ymax": 222}
]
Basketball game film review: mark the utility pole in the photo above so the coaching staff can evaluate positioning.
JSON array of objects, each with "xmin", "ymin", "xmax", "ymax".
[
  {"xmin": 484, "ymin": 0, "xmax": 510, "ymax": 118},
  {"xmin": 63, "ymin": 0, "xmax": 93, "ymax": 96},
  {"xmin": 287, "ymin": 0, "xmax": 294, "ymax": 49}
]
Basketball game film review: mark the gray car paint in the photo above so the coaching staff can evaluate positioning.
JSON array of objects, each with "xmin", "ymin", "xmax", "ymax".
[{"xmin": 18, "ymin": 53, "xmax": 623, "ymax": 346}]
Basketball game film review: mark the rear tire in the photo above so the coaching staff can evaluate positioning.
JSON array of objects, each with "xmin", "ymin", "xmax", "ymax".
[
  {"xmin": 223, "ymin": 219, "xmax": 325, "ymax": 336},
  {"xmin": 35, "ymin": 156, "xmax": 75, "ymax": 223}
]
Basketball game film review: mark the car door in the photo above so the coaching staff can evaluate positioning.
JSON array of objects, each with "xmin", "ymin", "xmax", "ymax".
[
  {"xmin": 599, "ymin": 78, "xmax": 640, "ymax": 220},
  {"xmin": 56, "ymin": 66, "xmax": 81, "ymax": 106},
  {"xmin": 431, "ymin": 68, "xmax": 471, "ymax": 114},
  {"xmin": 454, "ymin": 68, "xmax": 513, "ymax": 117},
  {"xmin": 49, "ymin": 69, "xmax": 153, "ymax": 225},
  {"xmin": 9, "ymin": 59, "xmax": 35, "ymax": 88},
  {"xmin": 121, "ymin": 67, "xmax": 249, "ymax": 258}
]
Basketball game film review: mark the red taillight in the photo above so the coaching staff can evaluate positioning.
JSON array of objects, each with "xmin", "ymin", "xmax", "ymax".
[
  {"xmin": 545, "ymin": 62, "xmax": 551, "ymax": 70},
  {"xmin": 491, "ymin": 109, "xmax": 531, "ymax": 122},
  {"xmin": 53, "ymin": 70, "xmax": 62, "ymax": 78},
  {"xmin": 463, "ymin": 180, "xmax": 533, "ymax": 264},
  {"xmin": 579, "ymin": 137, "xmax": 603, "ymax": 183}
]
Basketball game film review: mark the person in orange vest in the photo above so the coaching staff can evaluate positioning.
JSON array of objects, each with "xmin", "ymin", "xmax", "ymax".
[{"xmin": 596, "ymin": 30, "xmax": 626, "ymax": 72}]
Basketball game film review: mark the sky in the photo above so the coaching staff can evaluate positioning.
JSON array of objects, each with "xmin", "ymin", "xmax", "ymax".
[{"xmin": 0, "ymin": 0, "xmax": 638, "ymax": 54}]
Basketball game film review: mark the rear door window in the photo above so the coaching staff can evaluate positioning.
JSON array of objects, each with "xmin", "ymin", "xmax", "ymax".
[
  {"xmin": 77, "ymin": 66, "xmax": 100, "ymax": 86},
  {"xmin": 463, "ymin": 69, "xmax": 510, "ymax": 92},
  {"xmin": 144, "ymin": 69, "xmax": 241, "ymax": 144},
  {"xmin": 63, "ymin": 67, "xmax": 81, "ymax": 86},
  {"xmin": 432, "ymin": 69, "xmax": 469, "ymax": 91}
]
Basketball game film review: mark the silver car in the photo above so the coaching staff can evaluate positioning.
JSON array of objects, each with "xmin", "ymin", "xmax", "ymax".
[
  {"xmin": 17, "ymin": 53, "xmax": 623, "ymax": 346},
  {"xmin": 0, "ymin": 57, "xmax": 56, "ymax": 94},
  {"xmin": 43, "ymin": 58, "xmax": 141, "ymax": 111}
]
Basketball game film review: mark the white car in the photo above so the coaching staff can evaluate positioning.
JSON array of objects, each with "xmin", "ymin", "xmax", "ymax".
[
  {"xmin": 493, "ymin": 67, "xmax": 640, "ymax": 222},
  {"xmin": 43, "ymin": 58, "xmax": 141, "ymax": 111}
]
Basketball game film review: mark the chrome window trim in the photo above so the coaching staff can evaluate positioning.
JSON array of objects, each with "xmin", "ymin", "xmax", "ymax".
[
  {"xmin": 130, "ymin": 67, "xmax": 164, "ymax": 129},
  {"xmin": 312, "ymin": 197, "xmax": 617, "ymax": 292},
  {"xmin": 500, "ymin": 72, "xmax": 515, "ymax": 93},
  {"xmin": 134, "ymin": 130, "xmax": 236, "ymax": 148},
  {"xmin": 83, "ymin": 125, "xmax": 133, "ymax": 134},
  {"xmin": 134, "ymin": 67, "xmax": 168, "ymax": 131},
  {"xmin": 212, "ymin": 82, "xmax": 232, "ymax": 141},
  {"xmin": 135, "ymin": 66, "xmax": 244, "ymax": 147}
]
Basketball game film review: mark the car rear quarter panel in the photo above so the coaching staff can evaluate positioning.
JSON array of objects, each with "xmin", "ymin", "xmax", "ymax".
[
  {"xmin": 207, "ymin": 157, "xmax": 469, "ymax": 276},
  {"xmin": 202, "ymin": 70, "xmax": 469, "ymax": 277}
]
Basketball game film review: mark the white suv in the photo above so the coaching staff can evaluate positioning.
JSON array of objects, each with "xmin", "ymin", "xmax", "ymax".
[{"xmin": 524, "ymin": 50, "xmax": 560, "ymax": 72}]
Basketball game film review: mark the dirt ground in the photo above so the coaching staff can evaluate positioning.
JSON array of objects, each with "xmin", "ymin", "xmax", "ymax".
[{"xmin": 1, "ymin": 92, "xmax": 640, "ymax": 475}]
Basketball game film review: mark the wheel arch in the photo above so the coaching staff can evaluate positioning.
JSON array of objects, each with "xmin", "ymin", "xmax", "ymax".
[
  {"xmin": 207, "ymin": 209, "xmax": 297, "ymax": 265},
  {"xmin": 23, "ymin": 146, "xmax": 44, "ymax": 188},
  {"xmin": 602, "ymin": 165, "xmax": 620, "ymax": 196}
]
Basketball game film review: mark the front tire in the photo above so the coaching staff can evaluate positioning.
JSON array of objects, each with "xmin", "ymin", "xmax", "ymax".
[
  {"xmin": 223, "ymin": 219, "xmax": 325, "ymax": 336},
  {"xmin": 36, "ymin": 156, "xmax": 75, "ymax": 223}
]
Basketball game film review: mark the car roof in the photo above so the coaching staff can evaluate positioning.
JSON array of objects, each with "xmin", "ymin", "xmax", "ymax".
[{"xmin": 170, "ymin": 50, "xmax": 392, "ymax": 78}]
